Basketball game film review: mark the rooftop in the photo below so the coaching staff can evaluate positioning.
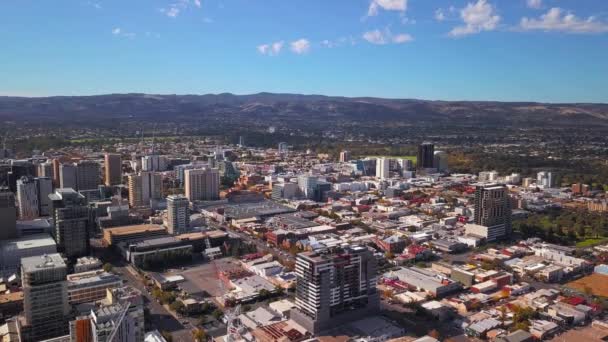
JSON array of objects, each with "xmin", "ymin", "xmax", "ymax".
[
  {"xmin": 104, "ymin": 224, "xmax": 166, "ymax": 236},
  {"xmin": 21, "ymin": 253, "xmax": 66, "ymax": 272}
]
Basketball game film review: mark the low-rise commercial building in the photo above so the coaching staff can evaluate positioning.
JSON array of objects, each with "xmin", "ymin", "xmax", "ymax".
[{"xmin": 67, "ymin": 269, "xmax": 123, "ymax": 304}]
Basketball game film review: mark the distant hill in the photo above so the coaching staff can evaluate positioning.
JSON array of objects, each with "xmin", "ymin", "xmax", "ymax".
[{"xmin": 0, "ymin": 93, "xmax": 607, "ymax": 127}]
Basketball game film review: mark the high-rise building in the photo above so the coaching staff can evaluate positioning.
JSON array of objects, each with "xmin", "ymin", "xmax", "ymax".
[
  {"xmin": 433, "ymin": 151, "xmax": 448, "ymax": 172},
  {"xmin": 104, "ymin": 153, "xmax": 122, "ymax": 186},
  {"xmin": 417, "ymin": 142, "xmax": 435, "ymax": 169},
  {"xmin": 128, "ymin": 172, "xmax": 162, "ymax": 207},
  {"xmin": 297, "ymin": 175, "xmax": 317, "ymax": 200},
  {"xmin": 69, "ymin": 303, "xmax": 132, "ymax": 342},
  {"xmin": 218, "ymin": 160, "xmax": 240, "ymax": 185},
  {"xmin": 278, "ymin": 142, "xmax": 289, "ymax": 156},
  {"xmin": 49, "ymin": 188, "xmax": 90, "ymax": 258},
  {"xmin": 184, "ymin": 168, "xmax": 220, "ymax": 201},
  {"xmin": 166, "ymin": 195, "xmax": 190, "ymax": 235},
  {"xmin": 397, "ymin": 158, "xmax": 413, "ymax": 173},
  {"xmin": 59, "ymin": 161, "xmax": 101, "ymax": 191},
  {"xmin": 473, "ymin": 184, "xmax": 512, "ymax": 239},
  {"xmin": 106, "ymin": 286, "xmax": 145, "ymax": 342},
  {"xmin": 36, "ymin": 161, "xmax": 54, "ymax": 179},
  {"xmin": 537, "ymin": 171, "xmax": 556, "ymax": 188},
  {"xmin": 76, "ymin": 160, "xmax": 101, "ymax": 191},
  {"xmin": 339, "ymin": 150, "xmax": 351, "ymax": 163},
  {"xmin": 21, "ymin": 253, "xmax": 69, "ymax": 341},
  {"xmin": 0, "ymin": 188, "xmax": 17, "ymax": 240},
  {"xmin": 141, "ymin": 155, "xmax": 167, "ymax": 172},
  {"xmin": 7, "ymin": 160, "xmax": 36, "ymax": 192},
  {"xmin": 291, "ymin": 246, "xmax": 379, "ymax": 333},
  {"xmin": 375, "ymin": 157, "xmax": 390, "ymax": 180},
  {"xmin": 52, "ymin": 159, "xmax": 61, "ymax": 187},
  {"xmin": 59, "ymin": 163, "xmax": 78, "ymax": 190},
  {"xmin": 16, "ymin": 177, "xmax": 53, "ymax": 219}
]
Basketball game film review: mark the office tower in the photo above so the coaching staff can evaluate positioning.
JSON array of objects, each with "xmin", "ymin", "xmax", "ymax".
[
  {"xmin": 106, "ymin": 286, "xmax": 145, "ymax": 342},
  {"xmin": 0, "ymin": 188, "xmax": 17, "ymax": 240},
  {"xmin": 184, "ymin": 168, "xmax": 220, "ymax": 201},
  {"xmin": 397, "ymin": 158, "xmax": 413, "ymax": 173},
  {"xmin": 238, "ymin": 136, "xmax": 245, "ymax": 147},
  {"xmin": 537, "ymin": 171, "xmax": 556, "ymax": 188},
  {"xmin": 76, "ymin": 160, "xmax": 101, "ymax": 191},
  {"xmin": 218, "ymin": 160, "xmax": 240, "ymax": 185},
  {"xmin": 375, "ymin": 157, "xmax": 390, "ymax": 180},
  {"xmin": 141, "ymin": 155, "xmax": 167, "ymax": 172},
  {"xmin": 297, "ymin": 175, "xmax": 317, "ymax": 200},
  {"xmin": 7, "ymin": 160, "xmax": 36, "ymax": 192},
  {"xmin": 128, "ymin": 172, "xmax": 162, "ymax": 207},
  {"xmin": 417, "ymin": 142, "xmax": 435, "ymax": 169},
  {"xmin": 166, "ymin": 195, "xmax": 190, "ymax": 235},
  {"xmin": 104, "ymin": 153, "xmax": 122, "ymax": 186},
  {"xmin": 17, "ymin": 177, "xmax": 39, "ymax": 219},
  {"xmin": 16, "ymin": 177, "xmax": 53, "ymax": 219},
  {"xmin": 37, "ymin": 161, "xmax": 54, "ymax": 179},
  {"xmin": 278, "ymin": 142, "xmax": 289, "ymax": 156},
  {"xmin": 49, "ymin": 188, "xmax": 90, "ymax": 258},
  {"xmin": 52, "ymin": 159, "xmax": 61, "ymax": 187},
  {"xmin": 339, "ymin": 150, "xmax": 351, "ymax": 163},
  {"xmin": 21, "ymin": 253, "xmax": 69, "ymax": 341},
  {"xmin": 473, "ymin": 184, "xmax": 512, "ymax": 239},
  {"xmin": 433, "ymin": 151, "xmax": 448, "ymax": 172},
  {"xmin": 291, "ymin": 246, "xmax": 379, "ymax": 333},
  {"xmin": 478, "ymin": 171, "xmax": 499, "ymax": 182},
  {"xmin": 60, "ymin": 163, "xmax": 78, "ymax": 189},
  {"xmin": 69, "ymin": 303, "xmax": 132, "ymax": 342}
]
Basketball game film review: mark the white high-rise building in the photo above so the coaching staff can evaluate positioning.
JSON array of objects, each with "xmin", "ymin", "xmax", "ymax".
[
  {"xmin": 297, "ymin": 175, "xmax": 317, "ymax": 199},
  {"xmin": 17, "ymin": 177, "xmax": 39, "ymax": 219},
  {"xmin": 375, "ymin": 157, "xmax": 390, "ymax": 180},
  {"xmin": 184, "ymin": 168, "xmax": 220, "ymax": 201},
  {"xmin": 537, "ymin": 171, "xmax": 556, "ymax": 188},
  {"xmin": 478, "ymin": 171, "xmax": 499, "ymax": 182},
  {"xmin": 166, "ymin": 195, "xmax": 190, "ymax": 234},
  {"xmin": 141, "ymin": 155, "xmax": 168, "ymax": 172},
  {"xmin": 16, "ymin": 176, "xmax": 53, "ymax": 219}
]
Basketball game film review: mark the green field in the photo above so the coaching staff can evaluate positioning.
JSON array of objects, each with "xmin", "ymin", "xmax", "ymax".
[{"xmin": 576, "ymin": 238, "xmax": 608, "ymax": 248}]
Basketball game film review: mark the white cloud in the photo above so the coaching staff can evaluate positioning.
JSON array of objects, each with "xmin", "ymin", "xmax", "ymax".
[
  {"xmin": 526, "ymin": 0, "xmax": 542, "ymax": 9},
  {"xmin": 202, "ymin": 17, "xmax": 214, "ymax": 24},
  {"xmin": 363, "ymin": 28, "xmax": 413, "ymax": 44},
  {"xmin": 435, "ymin": 8, "xmax": 446, "ymax": 21},
  {"xmin": 448, "ymin": 0, "xmax": 501, "ymax": 37},
  {"xmin": 160, "ymin": 0, "xmax": 202, "ymax": 18},
  {"xmin": 368, "ymin": 0, "xmax": 407, "ymax": 16},
  {"xmin": 257, "ymin": 41, "xmax": 284, "ymax": 56},
  {"xmin": 111, "ymin": 27, "xmax": 136, "ymax": 39},
  {"xmin": 520, "ymin": 7, "xmax": 608, "ymax": 34},
  {"xmin": 321, "ymin": 40, "xmax": 335, "ymax": 48},
  {"xmin": 392, "ymin": 33, "xmax": 413, "ymax": 43},
  {"xmin": 290, "ymin": 39, "xmax": 311, "ymax": 54}
]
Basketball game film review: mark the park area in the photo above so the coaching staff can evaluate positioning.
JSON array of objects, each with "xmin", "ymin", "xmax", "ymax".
[{"xmin": 566, "ymin": 273, "xmax": 608, "ymax": 297}]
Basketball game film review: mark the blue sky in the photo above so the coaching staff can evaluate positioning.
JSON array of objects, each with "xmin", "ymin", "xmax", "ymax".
[{"xmin": 1, "ymin": 0, "xmax": 607, "ymax": 102}]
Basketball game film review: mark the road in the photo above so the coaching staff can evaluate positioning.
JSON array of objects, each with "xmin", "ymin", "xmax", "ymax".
[{"xmin": 114, "ymin": 263, "xmax": 195, "ymax": 342}]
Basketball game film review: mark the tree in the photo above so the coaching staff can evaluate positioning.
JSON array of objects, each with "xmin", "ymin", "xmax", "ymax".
[
  {"xmin": 103, "ymin": 263, "xmax": 113, "ymax": 272},
  {"xmin": 192, "ymin": 329, "xmax": 207, "ymax": 342},
  {"xmin": 170, "ymin": 300, "xmax": 185, "ymax": 314},
  {"xmin": 212, "ymin": 309, "xmax": 223, "ymax": 321}
]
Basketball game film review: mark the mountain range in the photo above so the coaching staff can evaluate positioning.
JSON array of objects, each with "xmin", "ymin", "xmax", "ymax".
[{"xmin": 1, "ymin": 93, "xmax": 607, "ymax": 127}]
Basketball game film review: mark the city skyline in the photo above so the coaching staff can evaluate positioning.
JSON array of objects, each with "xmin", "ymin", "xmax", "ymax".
[{"xmin": 1, "ymin": 0, "xmax": 607, "ymax": 102}]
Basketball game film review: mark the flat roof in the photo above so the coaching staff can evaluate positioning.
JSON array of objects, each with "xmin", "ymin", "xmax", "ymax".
[
  {"xmin": 104, "ymin": 224, "xmax": 166, "ymax": 236},
  {"xmin": 21, "ymin": 253, "xmax": 66, "ymax": 272},
  {"xmin": 0, "ymin": 233, "xmax": 56, "ymax": 252}
]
